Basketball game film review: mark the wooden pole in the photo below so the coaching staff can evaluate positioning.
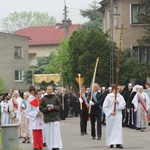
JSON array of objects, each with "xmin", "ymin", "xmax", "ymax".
[
  {"xmin": 114, "ymin": 24, "xmax": 127, "ymax": 112},
  {"xmin": 88, "ymin": 57, "xmax": 99, "ymax": 114},
  {"xmin": 78, "ymin": 73, "xmax": 82, "ymax": 110}
]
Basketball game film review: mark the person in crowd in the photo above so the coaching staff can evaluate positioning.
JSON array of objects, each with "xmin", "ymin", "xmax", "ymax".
[
  {"xmin": 145, "ymin": 83, "xmax": 150, "ymax": 90},
  {"xmin": 28, "ymin": 89, "xmax": 44, "ymax": 150},
  {"xmin": 122, "ymin": 83, "xmax": 133, "ymax": 127},
  {"xmin": 103, "ymin": 84, "xmax": 126, "ymax": 149},
  {"xmin": 1, "ymin": 96, "xmax": 10, "ymax": 125},
  {"xmin": 21, "ymin": 92, "xmax": 30, "ymax": 143},
  {"xmin": 71, "ymin": 91, "xmax": 79, "ymax": 117},
  {"xmin": 132, "ymin": 85, "xmax": 150, "ymax": 132},
  {"xmin": 0, "ymin": 93, "xmax": 4, "ymax": 125},
  {"xmin": 40, "ymin": 85, "xmax": 62, "ymax": 150},
  {"xmin": 56, "ymin": 88, "xmax": 65, "ymax": 120},
  {"xmin": 27, "ymin": 85, "xmax": 36, "ymax": 144},
  {"xmin": 9, "ymin": 90, "xmax": 22, "ymax": 124},
  {"xmin": 108, "ymin": 87, "xmax": 113, "ymax": 93},
  {"xmin": 78, "ymin": 85, "xmax": 89, "ymax": 135},
  {"xmin": 8, "ymin": 88, "xmax": 14, "ymax": 99},
  {"xmin": 63, "ymin": 88, "xmax": 69, "ymax": 118},
  {"xmin": 88, "ymin": 83, "xmax": 103, "ymax": 140},
  {"xmin": 101, "ymin": 87, "xmax": 108, "ymax": 125}
]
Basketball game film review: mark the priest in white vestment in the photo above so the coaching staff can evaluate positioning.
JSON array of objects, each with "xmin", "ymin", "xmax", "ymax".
[
  {"xmin": 9, "ymin": 90, "xmax": 23, "ymax": 124},
  {"xmin": 132, "ymin": 85, "xmax": 150, "ymax": 131},
  {"xmin": 103, "ymin": 84, "xmax": 126, "ymax": 149}
]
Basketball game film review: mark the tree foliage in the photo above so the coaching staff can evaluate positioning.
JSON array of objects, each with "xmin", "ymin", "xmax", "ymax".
[
  {"xmin": 137, "ymin": 0, "xmax": 150, "ymax": 45},
  {"xmin": 68, "ymin": 29, "xmax": 110, "ymax": 88},
  {"xmin": 80, "ymin": 0, "xmax": 102, "ymax": 31},
  {"xmin": 23, "ymin": 56, "xmax": 50, "ymax": 86},
  {"xmin": 119, "ymin": 49, "xmax": 150, "ymax": 85},
  {"xmin": 45, "ymin": 39, "xmax": 72, "ymax": 87},
  {"xmin": 1, "ymin": 11, "xmax": 56, "ymax": 33},
  {"xmin": 0, "ymin": 76, "xmax": 6, "ymax": 93}
]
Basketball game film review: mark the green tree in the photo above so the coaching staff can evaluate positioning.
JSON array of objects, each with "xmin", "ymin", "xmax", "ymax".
[
  {"xmin": 80, "ymin": 0, "xmax": 102, "ymax": 31},
  {"xmin": 1, "ymin": 11, "xmax": 56, "ymax": 33},
  {"xmin": 137, "ymin": 0, "xmax": 150, "ymax": 45},
  {"xmin": 0, "ymin": 76, "xmax": 6, "ymax": 93},
  {"xmin": 119, "ymin": 49, "xmax": 150, "ymax": 85},
  {"xmin": 68, "ymin": 29, "xmax": 110, "ymax": 88},
  {"xmin": 45, "ymin": 39, "xmax": 72, "ymax": 87},
  {"xmin": 24, "ymin": 56, "xmax": 50, "ymax": 85}
]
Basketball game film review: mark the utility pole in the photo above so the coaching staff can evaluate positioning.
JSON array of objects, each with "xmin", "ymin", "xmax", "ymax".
[
  {"xmin": 64, "ymin": 0, "xmax": 68, "ymax": 39},
  {"xmin": 109, "ymin": 0, "xmax": 114, "ymax": 86}
]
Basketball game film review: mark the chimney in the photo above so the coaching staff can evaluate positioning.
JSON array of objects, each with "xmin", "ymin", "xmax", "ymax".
[{"xmin": 62, "ymin": 19, "xmax": 72, "ymax": 29}]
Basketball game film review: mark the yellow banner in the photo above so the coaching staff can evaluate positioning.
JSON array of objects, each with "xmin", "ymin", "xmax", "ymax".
[{"xmin": 34, "ymin": 74, "xmax": 61, "ymax": 83}]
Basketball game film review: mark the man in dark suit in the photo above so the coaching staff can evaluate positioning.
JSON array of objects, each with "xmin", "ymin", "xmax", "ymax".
[
  {"xmin": 79, "ymin": 85, "xmax": 89, "ymax": 135},
  {"xmin": 88, "ymin": 83, "xmax": 103, "ymax": 140}
]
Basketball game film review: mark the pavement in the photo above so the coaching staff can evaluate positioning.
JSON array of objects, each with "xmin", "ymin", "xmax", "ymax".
[{"xmin": 18, "ymin": 116, "xmax": 150, "ymax": 150}]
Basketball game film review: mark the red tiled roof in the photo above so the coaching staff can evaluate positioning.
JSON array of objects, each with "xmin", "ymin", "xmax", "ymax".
[{"xmin": 15, "ymin": 24, "xmax": 81, "ymax": 45}]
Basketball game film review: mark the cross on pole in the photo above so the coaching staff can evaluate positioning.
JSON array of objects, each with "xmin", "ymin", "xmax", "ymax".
[{"xmin": 115, "ymin": 24, "xmax": 127, "ymax": 49}]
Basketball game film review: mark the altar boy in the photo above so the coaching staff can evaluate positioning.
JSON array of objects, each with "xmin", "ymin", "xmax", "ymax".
[{"xmin": 28, "ymin": 89, "xmax": 44, "ymax": 150}]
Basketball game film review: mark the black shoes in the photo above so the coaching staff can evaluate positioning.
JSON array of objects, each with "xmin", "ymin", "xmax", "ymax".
[
  {"xmin": 92, "ymin": 137, "xmax": 96, "ymax": 140},
  {"xmin": 81, "ymin": 132, "xmax": 88, "ymax": 136},
  {"xmin": 81, "ymin": 133, "xmax": 84, "ymax": 136},
  {"xmin": 97, "ymin": 137, "xmax": 101, "ymax": 140},
  {"xmin": 43, "ymin": 143, "xmax": 47, "ymax": 147},
  {"xmin": 116, "ymin": 144, "xmax": 123, "ymax": 149},
  {"xmin": 109, "ymin": 144, "xmax": 123, "ymax": 149}
]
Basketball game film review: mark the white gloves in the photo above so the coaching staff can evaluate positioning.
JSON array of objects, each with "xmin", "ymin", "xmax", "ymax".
[
  {"xmin": 89, "ymin": 101, "xmax": 94, "ymax": 106},
  {"xmin": 127, "ymin": 109, "xmax": 130, "ymax": 113},
  {"xmin": 79, "ymin": 98, "xmax": 83, "ymax": 103}
]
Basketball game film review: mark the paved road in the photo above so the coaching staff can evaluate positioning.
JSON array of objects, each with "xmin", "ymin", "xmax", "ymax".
[{"xmin": 19, "ymin": 117, "xmax": 150, "ymax": 150}]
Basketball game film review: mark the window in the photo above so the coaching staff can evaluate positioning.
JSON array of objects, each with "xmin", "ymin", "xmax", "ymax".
[
  {"xmin": 114, "ymin": 7, "xmax": 118, "ymax": 27},
  {"xmin": 131, "ymin": 4, "xmax": 145, "ymax": 24},
  {"xmin": 15, "ymin": 70, "xmax": 23, "ymax": 82},
  {"xmin": 132, "ymin": 46, "xmax": 150, "ymax": 63},
  {"xmin": 14, "ymin": 46, "xmax": 23, "ymax": 59}
]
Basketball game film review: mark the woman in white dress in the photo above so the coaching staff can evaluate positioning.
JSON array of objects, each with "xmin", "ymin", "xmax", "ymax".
[{"xmin": 1, "ymin": 96, "xmax": 10, "ymax": 125}]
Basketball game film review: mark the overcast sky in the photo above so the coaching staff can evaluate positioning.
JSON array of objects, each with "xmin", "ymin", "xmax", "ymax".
[{"xmin": 0, "ymin": 0, "xmax": 101, "ymax": 27}]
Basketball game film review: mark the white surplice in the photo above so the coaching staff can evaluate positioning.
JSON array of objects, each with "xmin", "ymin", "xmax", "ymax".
[
  {"xmin": 132, "ymin": 92, "xmax": 150, "ymax": 128},
  {"xmin": 27, "ymin": 98, "xmax": 44, "ymax": 145},
  {"xmin": 27, "ymin": 100, "xmax": 44, "ymax": 130},
  {"xmin": 103, "ymin": 93, "xmax": 126, "ymax": 146}
]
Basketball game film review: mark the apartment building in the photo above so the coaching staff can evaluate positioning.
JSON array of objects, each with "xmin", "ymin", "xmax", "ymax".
[
  {"xmin": 0, "ymin": 32, "xmax": 29, "ymax": 91},
  {"xmin": 100, "ymin": 0, "xmax": 150, "ymax": 64}
]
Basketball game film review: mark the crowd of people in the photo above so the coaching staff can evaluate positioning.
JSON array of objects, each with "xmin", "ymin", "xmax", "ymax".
[{"xmin": 0, "ymin": 82, "xmax": 150, "ymax": 150}]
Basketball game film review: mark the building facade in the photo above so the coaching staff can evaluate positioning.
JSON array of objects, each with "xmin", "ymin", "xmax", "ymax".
[
  {"xmin": 0, "ymin": 32, "xmax": 29, "ymax": 91},
  {"xmin": 100, "ymin": 0, "xmax": 150, "ymax": 64},
  {"xmin": 15, "ymin": 21, "xmax": 81, "ymax": 66}
]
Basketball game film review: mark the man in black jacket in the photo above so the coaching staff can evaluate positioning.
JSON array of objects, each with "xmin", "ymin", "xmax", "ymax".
[
  {"xmin": 79, "ymin": 85, "xmax": 89, "ymax": 135},
  {"xmin": 88, "ymin": 83, "xmax": 103, "ymax": 140},
  {"xmin": 40, "ymin": 85, "xmax": 62, "ymax": 150}
]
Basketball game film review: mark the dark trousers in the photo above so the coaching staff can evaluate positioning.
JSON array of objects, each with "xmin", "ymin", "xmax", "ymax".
[
  {"xmin": 80, "ymin": 109, "xmax": 88, "ymax": 134},
  {"xmin": 90, "ymin": 111, "xmax": 102, "ymax": 138}
]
